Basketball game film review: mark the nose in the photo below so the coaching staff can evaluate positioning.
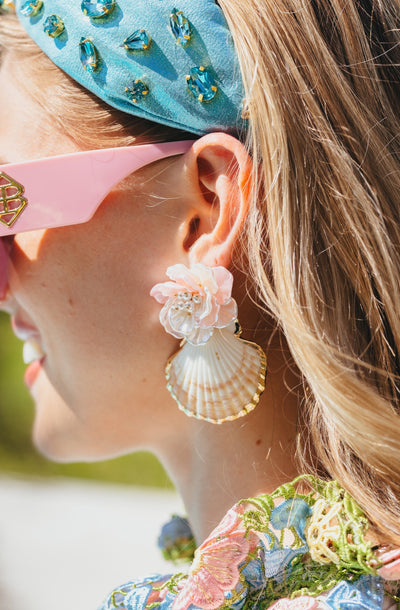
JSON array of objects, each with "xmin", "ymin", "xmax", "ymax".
[{"xmin": 0, "ymin": 237, "xmax": 10, "ymax": 300}]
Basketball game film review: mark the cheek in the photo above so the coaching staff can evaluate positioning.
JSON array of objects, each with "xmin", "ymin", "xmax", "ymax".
[
  {"xmin": 11, "ymin": 230, "xmax": 47, "ymax": 262},
  {"xmin": 9, "ymin": 192, "xmax": 184, "ymax": 413},
  {"xmin": 10, "ymin": 191, "xmax": 180, "ymax": 326}
]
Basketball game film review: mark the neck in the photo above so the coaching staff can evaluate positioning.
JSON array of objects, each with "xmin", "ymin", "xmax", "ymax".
[{"xmin": 156, "ymin": 339, "xmax": 301, "ymax": 543}]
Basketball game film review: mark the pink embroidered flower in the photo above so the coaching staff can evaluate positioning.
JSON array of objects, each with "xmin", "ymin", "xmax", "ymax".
[
  {"xmin": 268, "ymin": 597, "xmax": 319, "ymax": 609},
  {"xmin": 150, "ymin": 264, "xmax": 238, "ymax": 345},
  {"xmin": 172, "ymin": 504, "xmax": 259, "ymax": 610}
]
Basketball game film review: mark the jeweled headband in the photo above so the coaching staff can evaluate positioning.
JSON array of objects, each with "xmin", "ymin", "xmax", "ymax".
[{"xmin": 7, "ymin": 0, "xmax": 246, "ymax": 136}]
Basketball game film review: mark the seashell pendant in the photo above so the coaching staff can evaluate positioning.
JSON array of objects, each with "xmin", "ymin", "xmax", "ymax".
[{"xmin": 165, "ymin": 322, "xmax": 267, "ymax": 424}]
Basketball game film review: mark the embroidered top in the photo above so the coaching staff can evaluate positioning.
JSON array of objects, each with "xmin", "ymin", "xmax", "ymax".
[{"xmin": 99, "ymin": 476, "xmax": 400, "ymax": 610}]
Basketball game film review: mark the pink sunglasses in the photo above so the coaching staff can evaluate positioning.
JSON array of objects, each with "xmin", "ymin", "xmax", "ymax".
[{"xmin": 0, "ymin": 140, "xmax": 194, "ymax": 298}]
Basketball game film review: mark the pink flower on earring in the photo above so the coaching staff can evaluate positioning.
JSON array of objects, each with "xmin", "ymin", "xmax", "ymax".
[{"xmin": 150, "ymin": 263, "xmax": 238, "ymax": 345}]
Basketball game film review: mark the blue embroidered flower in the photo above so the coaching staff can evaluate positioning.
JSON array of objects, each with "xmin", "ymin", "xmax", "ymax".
[
  {"xmin": 242, "ymin": 554, "xmax": 266, "ymax": 591},
  {"xmin": 325, "ymin": 575, "xmax": 385, "ymax": 610},
  {"xmin": 100, "ymin": 575, "xmax": 174, "ymax": 610},
  {"xmin": 262, "ymin": 546, "xmax": 305, "ymax": 582},
  {"xmin": 221, "ymin": 553, "xmax": 266, "ymax": 610},
  {"xmin": 123, "ymin": 583, "xmax": 154, "ymax": 609},
  {"xmin": 270, "ymin": 498, "xmax": 312, "ymax": 543},
  {"xmin": 248, "ymin": 498, "xmax": 313, "ymax": 583}
]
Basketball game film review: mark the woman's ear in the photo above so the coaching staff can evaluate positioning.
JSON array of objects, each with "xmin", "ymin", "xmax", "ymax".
[{"xmin": 180, "ymin": 132, "xmax": 252, "ymax": 268}]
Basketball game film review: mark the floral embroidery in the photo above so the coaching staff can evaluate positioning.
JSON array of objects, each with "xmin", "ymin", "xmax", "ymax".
[
  {"xmin": 250, "ymin": 498, "xmax": 312, "ymax": 583},
  {"xmin": 150, "ymin": 264, "xmax": 237, "ymax": 345},
  {"xmin": 268, "ymin": 597, "xmax": 318, "ymax": 609},
  {"xmin": 172, "ymin": 505, "xmax": 259, "ymax": 610},
  {"xmin": 324, "ymin": 574, "xmax": 385, "ymax": 609},
  {"xmin": 101, "ymin": 575, "xmax": 174, "ymax": 610},
  {"xmin": 99, "ymin": 477, "xmax": 400, "ymax": 610},
  {"xmin": 305, "ymin": 499, "xmax": 342, "ymax": 565},
  {"xmin": 270, "ymin": 498, "xmax": 312, "ymax": 544}
]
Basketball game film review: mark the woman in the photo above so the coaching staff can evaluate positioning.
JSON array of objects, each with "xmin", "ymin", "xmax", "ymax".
[{"xmin": 0, "ymin": 0, "xmax": 399, "ymax": 608}]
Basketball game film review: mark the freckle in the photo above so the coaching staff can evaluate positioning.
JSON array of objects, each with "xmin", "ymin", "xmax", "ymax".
[
  {"xmin": 142, "ymin": 378, "xmax": 147, "ymax": 383},
  {"xmin": 68, "ymin": 298, "xmax": 74, "ymax": 306},
  {"xmin": 41, "ymin": 282, "xmax": 46, "ymax": 288},
  {"xmin": 256, "ymin": 439, "xmax": 262, "ymax": 446}
]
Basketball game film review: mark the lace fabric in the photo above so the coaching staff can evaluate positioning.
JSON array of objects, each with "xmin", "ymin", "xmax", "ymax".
[{"xmin": 99, "ymin": 476, "xmax": 400, "ymax": 610}]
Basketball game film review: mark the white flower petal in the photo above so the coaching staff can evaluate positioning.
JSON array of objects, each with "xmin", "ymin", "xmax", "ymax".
[
  {"xmin": 215, "ymin": 298, "xmax": 238, "ymax": 328},
  {"xmin": 169, "ymin": 307, "xmax": 195, "ymax": 336},
  {"xmin": 186, "ymin": 327, "xmax": 214, "ymax": 346}
]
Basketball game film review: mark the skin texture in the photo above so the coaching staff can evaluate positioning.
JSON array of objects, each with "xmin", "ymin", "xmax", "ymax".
[{"xmin": 0, "ymin": 55, "xmax": 300, "ymax": 542}]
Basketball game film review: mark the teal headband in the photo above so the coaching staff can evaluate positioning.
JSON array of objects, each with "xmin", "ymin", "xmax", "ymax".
[{"xmin": 11, "ymin": 0, "xmax": 246, "ymax": 136}]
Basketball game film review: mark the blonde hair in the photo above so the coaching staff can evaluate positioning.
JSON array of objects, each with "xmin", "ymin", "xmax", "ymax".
[
  {"xmin": 218, "ymin": 0, "xmax": 400, "ymax": 541},
  {"xmin": 2, "ymin": 0, "xmax": 400, "ymax": 540}
]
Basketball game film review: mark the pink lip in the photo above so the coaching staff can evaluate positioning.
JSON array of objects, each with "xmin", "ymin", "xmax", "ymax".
[{"xmin": 24, "ymin": 357, "xmax": 45, "ymax": 389}]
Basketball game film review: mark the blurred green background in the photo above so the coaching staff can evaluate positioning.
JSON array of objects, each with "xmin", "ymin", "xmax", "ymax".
[{"xmin": 0, "ymin": 311, "xmax": 172, "ymax": 488}]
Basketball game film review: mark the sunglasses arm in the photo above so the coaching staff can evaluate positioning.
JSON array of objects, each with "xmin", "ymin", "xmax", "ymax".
[{"xmin": 0, "ymin": 141, "xmax": 194, "ymax": 237}]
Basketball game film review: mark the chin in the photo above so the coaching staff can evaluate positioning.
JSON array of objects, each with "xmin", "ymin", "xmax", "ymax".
[
  {"xmin": 32, "ymin": 416, "xmax": 137, "ymax": 464},
  {"xmin": 32, "ymin": 422, "xmax": 79, "ymax": 463},
  {"xmin": 31, "ymin": 407, "xmax": 96, "ymax": 463},
  {"xmin": 33, "ymin": 429, "xmax": 102, "ymax": 463},
  {"xmin": 30, "ymin": 377, "xmax": 97, "ymax": 462},
  {"xmin": 29, "ymin": 378, "xmax": 147, "ymax": 463}
]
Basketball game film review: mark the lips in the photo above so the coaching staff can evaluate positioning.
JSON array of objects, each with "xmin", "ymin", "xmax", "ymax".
[{"xmin": 24, "ymin": 359, "xmax": 44, "ymax": 389}]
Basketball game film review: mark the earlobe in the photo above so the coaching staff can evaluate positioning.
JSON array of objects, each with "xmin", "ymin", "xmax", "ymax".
[{"xmin": 183, "ymin": 133, "xmax": 252, "ymax": 268}]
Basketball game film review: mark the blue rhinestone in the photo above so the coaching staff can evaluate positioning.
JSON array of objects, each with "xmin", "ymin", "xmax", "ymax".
[
  {"xmin": 170, "ymin": 8, "xmax": 191, "ymax": 47},
  {"xmin": 125, "ymin": 79, "xmax": 149, "ymax": 103},
  {"xmin": 43, "ymin": 15, "xmax": 65, "ymax": 38},
  {"xmin": 81, "ymin": 0, "xmax": 114, "ymax": 18},
  {"xmin": 123, "ymin": 29, "xmax": 151, "ymax": 51},
  {"xmin": 79, "ymin": 38, "xmax": 99, "ymax": 73},
  {"xmin": 186, "ymin": 67, "xmax": 217, "ymax": 102},
  {"xmin": 20, "ymin": 0, "xmax": 42, "ymax": 17}
]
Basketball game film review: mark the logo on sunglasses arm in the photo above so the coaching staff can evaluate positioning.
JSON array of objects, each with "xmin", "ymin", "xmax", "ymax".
[{"xmin": 0, "ymin": 172, "xmax": 28, "ymax": 227}]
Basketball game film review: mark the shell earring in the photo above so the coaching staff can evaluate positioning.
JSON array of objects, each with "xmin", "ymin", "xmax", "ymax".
[{"xmin": 150, "ymin": 264, "xmax": 267, "ymax": 424}]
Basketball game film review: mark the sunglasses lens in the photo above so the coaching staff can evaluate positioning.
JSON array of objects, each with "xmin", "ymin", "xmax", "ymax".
[{"xmin": 0, "ymin": 238, "xmax": 10, "ymax": 300}]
